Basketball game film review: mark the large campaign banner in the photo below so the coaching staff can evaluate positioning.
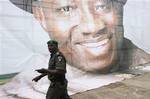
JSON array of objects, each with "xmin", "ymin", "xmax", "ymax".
[{"xmin": 0, "ymin": 0, "xmax": 150, "ymax": 98}]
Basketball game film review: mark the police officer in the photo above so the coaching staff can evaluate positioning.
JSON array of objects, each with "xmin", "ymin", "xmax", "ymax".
[{"xmin": 32, "ymin": 40, "xmax": 71, "ymax": 99}]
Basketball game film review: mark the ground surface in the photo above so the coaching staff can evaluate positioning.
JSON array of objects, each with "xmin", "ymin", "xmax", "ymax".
[{"xmin": 71, "ymin": 72, "xmax": 150, "ymax": 99}]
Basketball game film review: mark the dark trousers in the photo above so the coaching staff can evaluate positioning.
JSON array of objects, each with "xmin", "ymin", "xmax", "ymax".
[{"xmin": 46, "ymin": 80, "xmax": 71, "ymax": 99}]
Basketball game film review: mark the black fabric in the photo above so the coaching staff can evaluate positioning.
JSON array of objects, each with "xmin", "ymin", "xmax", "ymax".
[{"xmin": 10, "ymin": 0, "xmax": 33, "ymax": 13}]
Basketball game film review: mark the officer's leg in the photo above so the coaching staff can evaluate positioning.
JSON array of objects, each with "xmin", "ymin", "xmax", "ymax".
[
  {"xmin": 61, "ymin": 82, "xmax": 71, "ymax": 99},
  {"xmin": 46, "ymin": 84, "xmax": 62, "ymax": 99},
  {"xmin": 63, "ymin": 88, "xmax": 72, "ymax": 99}
]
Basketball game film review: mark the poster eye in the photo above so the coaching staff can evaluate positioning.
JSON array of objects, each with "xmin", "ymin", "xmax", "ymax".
[
  {"xmin": 95, "ymin": 4, "xmax": 107, "ymax": 11},
  {"xmin": 57, "ymin": 6, "xmax": 73, "ymax": 12}
]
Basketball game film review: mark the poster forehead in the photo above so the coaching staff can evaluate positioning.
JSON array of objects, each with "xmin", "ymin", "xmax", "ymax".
[{"xmin": 9, "ymin": 0, "xmax": 127, "ymax": 13}]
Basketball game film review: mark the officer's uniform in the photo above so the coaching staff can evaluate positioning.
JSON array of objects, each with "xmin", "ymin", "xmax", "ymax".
[{"xmin": 46, "ymin": 51, "xmax": 71, "ymax": 99}]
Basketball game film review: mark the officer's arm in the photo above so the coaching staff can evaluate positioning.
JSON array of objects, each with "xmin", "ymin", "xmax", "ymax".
[
  {"xmin": 36, "ymin": 68, "xmax": 65, "ymax": 75},
  {"xmin": 47, "ymin": 69, "xmax": 66, "ymax": 75},
  {"xmin": 32, "ymin": 73, "xmax": 47, "ymax": 82},
  {"xmin": 47, "ymin": 54, "xmax": 67, "ymax": 75},
  {"xmin": 45, "ymin": 54, "xmax": 66, "ymax": 75}
]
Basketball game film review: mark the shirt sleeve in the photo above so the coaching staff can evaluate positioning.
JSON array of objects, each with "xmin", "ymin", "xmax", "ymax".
[{"xmin": 55, "ymin": 55, "xmax": 66, "ymax": 71}]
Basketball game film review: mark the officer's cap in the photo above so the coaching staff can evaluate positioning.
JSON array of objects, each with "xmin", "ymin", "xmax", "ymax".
[{"xmin": 47, "ymin": 40, "xmax": 58, "ymax": 46}]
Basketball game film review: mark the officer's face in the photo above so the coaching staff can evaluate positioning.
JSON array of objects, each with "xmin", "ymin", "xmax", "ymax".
[
  {"xmin": 33, "ymin": 0, "xmax": 124, "ymax": 72},
  {"xmin": 48, "ymin": 45, "xmax": 57, "ymax": 53}
]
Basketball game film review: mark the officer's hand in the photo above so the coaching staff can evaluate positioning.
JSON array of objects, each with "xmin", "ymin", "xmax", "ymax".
[
  {"xmin": 35, "ymin": 68, "xmax": 48, "ymax": 73},
  {"xmin": 32, "ymin": 76, "xmax": 41, "ymax": 82}
]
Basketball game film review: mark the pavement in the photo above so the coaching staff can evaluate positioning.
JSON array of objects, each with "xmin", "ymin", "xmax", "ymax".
[{"xmin": 71, "ymin": 72, "xmax": 150, "ymax": 99}]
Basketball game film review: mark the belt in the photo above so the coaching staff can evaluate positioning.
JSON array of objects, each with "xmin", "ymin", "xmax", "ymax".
[{"xmin": 50, "ymin": 80, "xmax": 67, "ymax": 87}]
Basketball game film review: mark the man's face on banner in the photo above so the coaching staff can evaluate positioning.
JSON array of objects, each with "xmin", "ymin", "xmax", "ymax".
[{"xmin": 33, "ymin": 0, "xmax": 124, "ymax": 73}]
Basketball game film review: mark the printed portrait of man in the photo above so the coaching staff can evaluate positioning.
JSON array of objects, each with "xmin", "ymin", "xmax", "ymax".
[{"xmin": 0, "ymin": 0, "xmax": 150, "ymax": 98}]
